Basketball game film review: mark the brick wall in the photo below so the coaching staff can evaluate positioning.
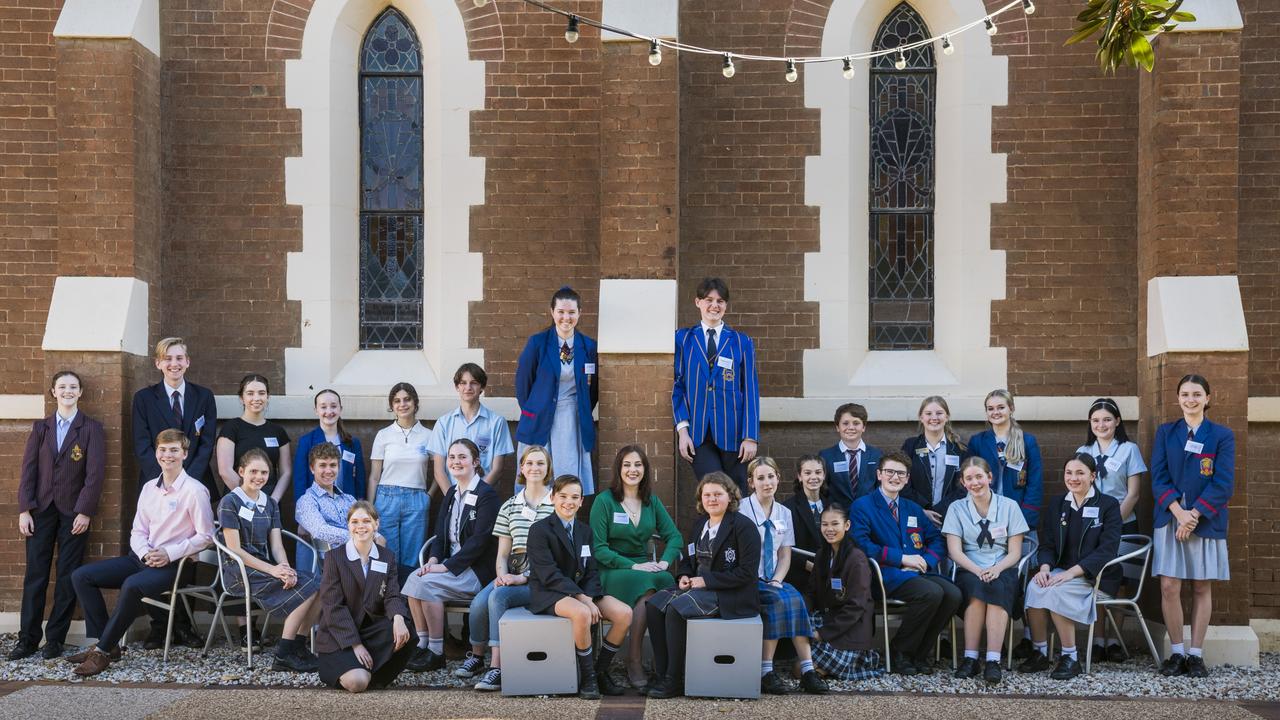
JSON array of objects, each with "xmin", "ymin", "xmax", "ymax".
[{"xmin": 1249, "ymin": 425, "xmax": 1280, "ymax": 618}]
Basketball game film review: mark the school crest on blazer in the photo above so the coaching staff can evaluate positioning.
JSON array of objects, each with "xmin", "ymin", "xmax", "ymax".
[
  {"xmin": 1199, "ymin": 456, "xmax": 1214, "ymax": 477},
  {"xmin": 724, "ymin": 547, "xmax": 736, "ymax": 563},
  {"xmin": 70, "ymin": 444, "xmax": 83, "ymax": 462},
  {"xmin": 910, "ymin": 531, "xmax": 923, "ymax": 550}
]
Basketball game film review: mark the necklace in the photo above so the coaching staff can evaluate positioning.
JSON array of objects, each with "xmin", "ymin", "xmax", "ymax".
[
  {"xmin": 622, "ymin": 497, "xmax": 642, "ymax": 524},
  {"xmin": 398, "ymin": 422, "xmax": 415, "ymax": 443}
]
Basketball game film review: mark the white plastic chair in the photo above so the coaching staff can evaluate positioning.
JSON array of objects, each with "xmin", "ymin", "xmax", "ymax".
[{"xmin": 139, "ymin": 546, "xmax": 223, "ymax": 663}]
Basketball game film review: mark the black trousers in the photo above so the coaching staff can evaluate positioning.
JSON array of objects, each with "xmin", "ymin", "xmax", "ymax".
[
  {"xmin": 20, "ymin": 505, "xmax": 88, "ymax": 645},
  {"xmin": 645, "ymin": 601, "xmax": 691, "ymax": 682},
  {"xmin": 887, "ymin": 575, "xmax": 963, "ymax": 659},
  {"xmin": 72, "ymin": 554, "xmax": 179, "ymax": 652},
  {"xmin": 690, "ymin": 437, "xmax": 748, "ymax": 493}
]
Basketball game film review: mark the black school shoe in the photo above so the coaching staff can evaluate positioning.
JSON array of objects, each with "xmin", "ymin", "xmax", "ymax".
[
  {"xmin": 1105, "ymin": 644, "xmax": 1129, "ymax": 663},
  {"xmin": 1016, "ymin": 652, "xmax": 1052, "ymax": 673},
  {"xmin": 982, "ymin": 660, "xmax": 1003, "ymax": 685},
  {"xmin": 1050, "ymin": 656, "xmax": 1082, "ymax": 680},
  {"xmin": 578, "ymin": 669, "xmax": 601, "ymax": 700},
  {"xmin": 1011, "ymin": 637, "xmax": 1034, "ymax": 660},
  {"xmin": 646, "ymin": 676, "xmax": 682, "ymax": 699},
  {"xmin": 761, "ymin": 671, "xmax": 789, "ymax": 695},
  {"xmin": 953, "ymin": 657, "xmax": 980, "ymax": 679},
  {"xmin": 595, "ymin": 667, "xmax": 626, "ymax": 696},
  {"xmin": 406, "ymin": 647, "xmax": 445, "ymax": 672},
  {"xmin": 40, "ymin": 641, "xmax": 65, "ymax": 659},
  {"xmin": 800, "ymin": 670, "xmax": 829, "ymax": 694},
  {"xmin": 6, "ymin": 639, "xmax": 38, "ymax": 661},
  {"xmin": 890, "ymin": 652, "xmax": 918, "ymax": 676},
  {"xmin": 1185, "ymin": 654, "xmax": 1209, "ymax": 678},
  {"xmin": 1159, "ymin": 653, "xmax": 1187, "ymax": 677}
]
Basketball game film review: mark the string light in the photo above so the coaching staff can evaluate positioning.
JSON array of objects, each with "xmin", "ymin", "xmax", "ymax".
[
  {"xmin": 842, "ymin": 57, "xmax": 854, "ymax": 79},
  {"xmin": 941, "ymin": 36, "xmax": 954, "ymax": 55},
  {"xmin": 894, "ymin": 50, "xmax": 907, "ymax": 70},
  {"xmin": 785, "ymin": 59, "xmax": 798, "ymax": 82},
  {"xmin": 722, "ymin": 53, "xmax": 736, "ymax": 78},
  {"xmin": 985, "ymin": 17, "xmax": 997, "ymax": 35},
  {"xmin": 473, "ymin": 0, "xmax": 487, "ymax": 7},
  {"xmin": 648, "ymin": 39, "xmax": 662, "ymax": 66},
  {"xmin": 565, "ymin": 14, "xmax": 580, "ymax": 43},
  {"xmin": 1022, "ymin": 0, "xmax": 1036, "ymax": 14}
]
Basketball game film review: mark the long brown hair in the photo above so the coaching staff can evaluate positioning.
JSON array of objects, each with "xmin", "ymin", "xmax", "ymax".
[{"xmin": 609, "ymin": 444, "xmax": 653, "ymax": 503}]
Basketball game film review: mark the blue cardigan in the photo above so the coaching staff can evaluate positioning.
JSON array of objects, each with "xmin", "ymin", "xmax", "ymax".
[
  {"xmin": 967, "ymin": 430, "xmax": 1043, "ymax": 529},
  {"xmin": 1150, "ymin": 418, "xmax": 1234, "ymax": 538},
  {"xmin": 292, "ymin": 427, "xmax": 366, "ymax": 503},
  {"xmin": 851, "ymin": 491, "xmax": 944, "ymax": 593},
  {"xmin": 515, "ymin": 327, "xmax": 598, "ymax": 449}
]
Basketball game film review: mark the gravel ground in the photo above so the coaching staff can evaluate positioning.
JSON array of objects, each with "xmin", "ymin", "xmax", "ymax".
[{"xmin": 3, "ymin": 634, "xmax": 1278, "ymax": 701}]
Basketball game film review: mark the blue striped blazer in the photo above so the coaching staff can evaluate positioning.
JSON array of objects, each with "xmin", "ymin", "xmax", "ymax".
[{"xmin": 671, "ymin": 323, "xmax": 760, "ymax": 452}]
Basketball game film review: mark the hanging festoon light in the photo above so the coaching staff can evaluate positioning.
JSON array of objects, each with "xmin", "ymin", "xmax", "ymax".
[
  {"xmin": 894, "ymin": 49, "xmax": 907, "ymax": 70},
  {"xmin": 842, "ymin": 56, "xmax": 855, "ymax": 79},
  {"xmin": 648, "ymin": 39, "xmax": 662, "ymax": 66},
  {"xmin": 722, "ymin": 53, "xmax": 736, "ymax": 78},
  {"xmin": 1022, "ymin": 0, "xmax": 1035, "ymax": 14},
  {"xmin": 985, "ymin": 17, "xmax": 998, "ymax": 35},
  {"xmin": 473, "ymin": 0, "xmax": 487, "ymax": 6},
  {"xmin": 565, "ymin": 14, "xmax": 580, "ymax": 43},
  {"xmin": 785, "ymin": 59, "xmax": 798, "ymax": 82},
  {"xmin": 941, "ymin": 36, "xmax": 954, "ymax": 55}
]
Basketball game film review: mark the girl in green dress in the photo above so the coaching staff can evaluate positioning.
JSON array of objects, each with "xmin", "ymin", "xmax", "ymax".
[{"xmin": 589, "ymin": 444, "xmax": 684, "ymax": 690}]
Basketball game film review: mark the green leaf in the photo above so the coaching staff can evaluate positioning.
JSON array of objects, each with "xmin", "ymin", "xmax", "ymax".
[
  {"xmin": 1170, "ymin": 11, "xmax": 1197, "ymax": 22},
  {"xmin": 1130, "ymin": 33, "xmax": 1155, "ymax": 71},
  {"xmin": 1065, "ymin": 18, "xmax": 1107, "ymax": 45}
]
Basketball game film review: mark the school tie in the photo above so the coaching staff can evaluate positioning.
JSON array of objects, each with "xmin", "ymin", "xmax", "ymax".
[
  {"xmin": 996, "ymin": 440, "xmax": 1006, "ymax": 458},
  {"xmin": 889, "ymin": 499, "xmax": 898, "ymax": 522},
  {"xmin": 1095, "ymin": 454, "xmax": 1109, "ymax": 481},
  {"xmin": 171, "ymin": 390, "xmax": 183, "ymax": 427},
  {"xmin": 559, "ymin": 342, "xmax": 572, "ymax": 364},
  {"xmin": 762, "ymin": 518, "xmax": 776, "ymax": 580},
  {"xmin": 563, "ymin": 520, "xmax": 574, "ymax": 538},
  {"xmin": 976, "ymin": 519, "xmax": 994, "ymax": 549},
  {"xmin": 810, "ymin": 502, "xmax": 820, "ymax": 516},
  {"xmin": 706, "ymin": 327, "xmax": 718, "ymax": 361}
]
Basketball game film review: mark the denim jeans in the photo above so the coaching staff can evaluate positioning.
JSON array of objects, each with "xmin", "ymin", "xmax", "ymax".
[
  {"xmin": 469, "ymin": 580, "xmax": 532, "ymax": 647},
  {"xmin": 374, "ymin": 485, "xmax": 430, "ymax": 567}
]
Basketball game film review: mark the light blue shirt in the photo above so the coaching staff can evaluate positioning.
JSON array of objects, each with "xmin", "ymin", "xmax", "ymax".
[
  {"xmin": 56, "ymin": 411, "xmax": 77, "ymax": 451},
  {"xmin": 1077, "ymin": 439, "xmax": 1147, "ymax": 524},
  {"xmin": 296, "ymin": 482, "xmax": 357, "ymax": 549},
  {"xmin": 428, "ymin": 403, "xmax": 514, "ymax": 478},
  {"xmin": 942, "ymin": 493, "xmax": 1029, "ymax": 569}
]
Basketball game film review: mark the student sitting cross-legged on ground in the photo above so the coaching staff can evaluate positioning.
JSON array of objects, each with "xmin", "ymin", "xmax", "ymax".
[{"xmin": 527, "ymin": 474, "xmax": 633, "ymax": 698}]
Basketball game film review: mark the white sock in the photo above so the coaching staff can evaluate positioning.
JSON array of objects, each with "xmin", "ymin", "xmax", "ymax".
[
  {"xmin": 761, "ymin": 660, "xmax": 773, "ymax": 677},
  {"xmin": 428, "ymin": 637, "xmax": 444, "ymax": 655},
  {"xmin": 1171, "ymin": 642, "xmax": 1185, "ymax": 656},
  {"xmin": 985, "ymin": 651, "xmax": 1001, "ymax": 663},
  {"xmin": 1106, "ymin": 638, "xmax": 1120, "ymax": 647},
  {"xmin": 1023, "ymin": 627, "xmax": 1031, "ymax": 640},
  {"xmin": 799, "ymin": 659, "xmax": 814, "ymax": 673},
  {"xmin": 416, "ymin": 631, "xmax": 429, "ymax": 649},
  {"xmin": 1061, "ymin": 646, "xmax": 1078, "ymax": 661},
  {"xmin": 1188, "ymin": 647, "xmax": 1203, "ymax": 658},
  {"xmin": 965, "ymin": 650, "xmax": 979, "ymax": 660},
  {"xmin": 1033, "ymin": 641, "xmax": 1048, "ymax": 655}
]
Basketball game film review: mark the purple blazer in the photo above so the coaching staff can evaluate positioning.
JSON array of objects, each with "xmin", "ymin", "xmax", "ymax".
[{"xmin": 18, "ymin": 412, "xmax": 106, "ymax": 517}]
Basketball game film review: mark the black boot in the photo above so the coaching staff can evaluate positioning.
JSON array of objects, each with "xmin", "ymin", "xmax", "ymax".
[{"xmin": 577, "ymin": 650, "xmax": 601, "ymax": 700}]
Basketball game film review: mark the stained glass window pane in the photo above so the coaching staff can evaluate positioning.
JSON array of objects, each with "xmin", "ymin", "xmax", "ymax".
[
  {"xmin": 359, "ymin": 8, "xmax": 424, "ymax": 350},
  {"xmin": 869, "ymin": 2, "xmax": 936, "ymax": 351}
]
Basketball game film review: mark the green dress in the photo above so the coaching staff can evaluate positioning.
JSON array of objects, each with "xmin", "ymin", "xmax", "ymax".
[{"xmin": 589, "ymin": 491, "xmax": 684, "ymax": 605}]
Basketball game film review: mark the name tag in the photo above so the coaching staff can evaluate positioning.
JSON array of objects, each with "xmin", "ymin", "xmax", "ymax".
[
  {"xmin": 463, "ymin": 492, "xmax": 476, "ymax": 507},
  {"xmin": 370, "ymin": 560, "xmax": 388, "ymax": 574},
  {"xmin": 580, "ymin": 545, "xmax": 592, "ymax": 558},
  {"xmin": 717, "ymin": 356, "xmax": 734, "ymax": 370},
  {"xmin": 1006, "ymin": 461, "xmax": 1024, "ymax": 472},
  {"xmin": 585, "ymin": 363, "xmax": 596, "ymax": 375},
  {"xmin": 688, "ymin": 542, "xmax": 696, "ymax": 556},
  {"xmin": 945, "ymin": 454, "xmax": 960, "ymax": 467},
  {"xmin": 613, "ymin": 512, "xmax": 630, "ymax": 524},
  {"xmin": 521, "ymin": 506, "xmax": 537, "ymax": 521},
  {"xmin": 1185, "ymin": 440, "xmax": 1204, "ymax": 454},
  {"xmin": 1104, "ymin": 456, "xmax": 1122, "ymax": 473},
  {"xmin": 907, "ymin": 516, "xmax": 918, "ymax": 528},
  {"xmin": 774, "ymin": 520, "xmax": 786, "ymax": 533},
  {"xmin": 831, "ymin": 578, "xmax": 843, "ymax": 591},
  {"xmin": 832, "ymin": 460, "xmax": 850, "ymax": 474},
  {"xmin": 167, "ymin": 499, "xmax": 178, "ymax": 511},
  {"xmin": 1082, "ymin": 506, "xmax": 1100, "ymax": 519},
  {"xmin": 991, "ymin": 525, "xmax": 1008, "ymax": 538},
  {"xmin": 194, "ymin": 416, "xmax": 206, "ymax": 432},
  {"xmin": 238, "ymin": 505, "xmax": 255, "ymax": 521},
  {"xmin": 342, "ymin": 450, "xmax": 356, "ymax": 464},
  {"xmin": 264, "ymin": 437, "xmax": 280, "ymax": 448}
]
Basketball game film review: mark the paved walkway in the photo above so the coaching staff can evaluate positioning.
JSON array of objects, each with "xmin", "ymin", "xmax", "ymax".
[{"xmin": 0, "ymin": 684, "xmax": 1277, "ymax": 720}]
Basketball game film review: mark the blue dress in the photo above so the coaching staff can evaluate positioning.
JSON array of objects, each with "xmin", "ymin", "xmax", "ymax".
[{"xmin": 549, "ymin": 344, "xmax": 593, "ymax": 494}]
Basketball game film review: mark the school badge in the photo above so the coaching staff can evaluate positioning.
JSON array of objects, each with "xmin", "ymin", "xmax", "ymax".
[
  {"xmin": 379, "ymin": 580, "xmax": 386, "ymax": 598},
  {"xmin": 723, "ymin": 368, "xmax": 734, "ymax": 382},
  {"xmin": 910, "ymin": 531, "xmax": 923, "ymax": 550},
  {"xmin": 70, "ymin": 444, "xmax": 83, "ymax": 462},
  {"xmin": 724, "ymin": 548, "xmax": 736, "ymax": 563},
  {"xmin": 1200, "ymin": 457, "xmax": 1214, "ymax": 477},
  {"xmin": 915, "ymin": 447, "xmax": 929, "ymax": 458}
]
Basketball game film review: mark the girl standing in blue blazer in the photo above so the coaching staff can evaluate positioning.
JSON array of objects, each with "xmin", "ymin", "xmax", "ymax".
[
  {"xmin": 293, "ymin": 389, "xmax": 366, "ymax": 572},
  {"xmin": 516, "ymin": 287, "xmax": 598, "ymax": 495},
  {"xmin": 1151, "ymin": 374, "xmax": 1234, "ymax": 679},
  {"xmin": 967, "ymin": 390, "xmax": 1042, "ymax": 542}
]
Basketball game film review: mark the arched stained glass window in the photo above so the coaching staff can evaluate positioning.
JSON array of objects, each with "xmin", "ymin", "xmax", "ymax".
[
  {"xmin": 359, "ymin": 8, "xmax": 424, "ymax": 349},
  {"xmin": 869, "ymin": 2, "xmax": 936, "ymax": 350}
]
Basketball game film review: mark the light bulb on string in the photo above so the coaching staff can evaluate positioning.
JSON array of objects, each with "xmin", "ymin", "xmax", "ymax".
[
  {"xmin": 722, "ymin": 53, "xmax": 736, "ymax": 78},
  {"xmin": 565, "ymin": 15, "xmax": 580, "ymax": 43},
  {"xmin": 648, "ymin": 40, "xmax": 662, "ymax": 66},
  {"xmin": 842, "ymin": 56, "xmax": 855, "ymax": 79},
  {"xmin": 1022, "ymin": 0, "xmax": 1036, "ymax": 14},
  {"xmin": 785, "ymin": 59, "xmax": 798, "ymax": 83},
  {"xmin": 894, "ymin": 50, "xmax": 907, "ymax": 70},
  {"xmin": 985, "ymin": 17, "xmax": 997, "ymax": 35},
  {"xmin": 472, "ymin": 0, "xmax": 487, "ymax": 7},
  {"xmin": 941, "ymin": 36, "xmax": 954, "ymax": 55}
]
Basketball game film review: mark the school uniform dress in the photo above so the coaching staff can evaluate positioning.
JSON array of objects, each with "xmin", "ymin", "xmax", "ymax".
[
  {"xmin": 469, "ymin": 489, "xmax": 555, "ymax": 649},
  {"xmin": 901, "ymin": 435, "xmax": 968, "ymax": 519},
  {"xmin": 369, "ymin": 421, "xmax": 432, "ymax": 569},
  {"xmin": 740, "ymin": 495, "xmax": 812, "ymax": 641},
  {"xmin": 1150, "ymin": 418, "xmax": 1234, "ymax": 581},
  {"xmin": 429, "ymin": 403, "xmax": 514, "ymax": 480},
  {"xmin": 589, "ymin": 491, "xmax": 683, "ymax": 605},
  {"xmin": 217, "ymin": 489, "xmax": 320, "ymax": 615},
  {"xmin": 672, "ymin": 322, "xmax": 760, "ymax": 489},
  {"xmin": 516, "ymin": 327, "xmax": 598, "ymax": 494},
  {"xmin": 217, "ymin": 418, "xmax": 291, "ymax": 496},
  {"xmin": 968, "ymin": 430, "xmax": 1044, "ymax": 544},
  {"xmin": 1024, "ymin": 489, "xmax": 1123, "ymax": 624},
  {"xmin": 402, "ymin": 477, "xmax": 498, "ymax": 603},
  {"xmin": 131, "ymin": 380, "xmax": 218, "ymax": 493},
  {"xmin": 1077, "ymin": 439, "xmax": 1146, "ymax": 532},
  {"xmin": 819, "ymin": 441, "xmax": 883, "ymax": 509},
  {"xmin": 17, "ymin": 410, "xmax": 105, "ymax": 648},
  {"xmin": 646, "ymin": 512, "xmax": 761, "ymax": 684},
  {"xmin": 809, "ymin": 541, "xmax": 884, "ymax": 681},
  {"xmin": 294, "ymin": 483, "xmax": 357, "ymax": 572},
  {"xmin": 782, "ymin": 493, "xmax": 823, "ymax": 596},
  {"xmin": 316, "ymin": 541, "xmax": 415, "ymax": 689},
  {"xmin": 527, "ymin": 515, "xmax": 603, "ymax": 613},
  {"xmin": 293, "ymin": 427, "xmax": 366, "ymax": 501},
  {"xmin": 941, "ymin": 493, "xmax": 1030, "ymax": 614},
  {"xmin": 850, "ymin": 490, "xmax": 961, "ymax": 659}
]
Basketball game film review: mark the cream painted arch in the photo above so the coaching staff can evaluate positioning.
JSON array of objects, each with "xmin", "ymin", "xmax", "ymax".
[
  {"xmin": 804, "ymin": 0, "xmax": 1008, "ymax": 398},
  {"xmin": 282, "ymin": 0, "xmax": 486, "ymax": 397}
]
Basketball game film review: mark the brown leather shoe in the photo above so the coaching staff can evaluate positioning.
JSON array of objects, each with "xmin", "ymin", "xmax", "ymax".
[
  {"xmin": 66, "ymin": 645, "xmax": 122, "ymax": 664},
  {"xmin": 72, "ymin": 649, "xmax": 114, "ymax": 677}
]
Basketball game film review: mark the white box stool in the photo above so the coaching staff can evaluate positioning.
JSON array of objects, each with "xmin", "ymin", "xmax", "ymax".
[
  {"xmin": 498, "ymin": 608, "xmax": 578, "ymax": 696},
  {"xmin": 685, "ymin": 615, "xmax": 763, "ymax": 699}
]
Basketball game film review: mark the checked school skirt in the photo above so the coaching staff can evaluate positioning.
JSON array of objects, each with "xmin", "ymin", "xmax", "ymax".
[{"xmin": 758, "ymin": 580, "xmax": 812, "ymax": 641}]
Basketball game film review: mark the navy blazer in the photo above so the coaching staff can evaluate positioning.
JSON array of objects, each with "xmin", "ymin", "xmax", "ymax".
[
  {"xmin": 527, "ymin": 515, "xmax": 602, "ymax": 614},
  {"xmin": 672, "ymin": 323, "xmax": 760, "ymax": 452},
  {"xmin": 967, "ymin": 430, "xmax": 1043, "ymax": 529},
  {"xmin": 675, "ymin": 513, "xmax": 761, "ymax": 620},
  {"xmin": 781, "ymin": 492, "xmax": 822, "ymax": 592},
  {"xmin": 819, "ymin": 443, "xmax": 883, "ymax": 509},
  {"xmin": 850, "ymin": 490, "xmax": 944, "ymax": 593},
  {"xmin": 1150, "ymin": 418, "xmax": 1234, "ymax": 538},
  {"xmin": 1038, "ymin": 491, "xmax": 1123, "ymax": 596},
  {"xmin": 429, "ymin": 479, "xmax": 499, "ymax": 587},
  {"xmin": 515, "ymin": 327, "xmax": 598, "ymax": 450},
  {"xmin": 18, "ymin": 412, "xmax": 106, "ymax": 517},
  {"xmin": 900, "ymin": 435, "xmax": 970, "ymax": 514},
  {"xmin": 315, "ymin": 545, "xmax": 408, "ymax": 655},
  {"xmin": 131, "ymin": 381, "xmax": 218, "ymax": 488}
]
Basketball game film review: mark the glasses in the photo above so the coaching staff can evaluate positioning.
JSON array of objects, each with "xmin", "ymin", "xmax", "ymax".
[{"xmin": 877, "ymin": 468, "xmax": 908, "ymax": 479}]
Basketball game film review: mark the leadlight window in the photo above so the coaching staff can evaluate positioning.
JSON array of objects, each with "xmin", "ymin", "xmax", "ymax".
[
  {"xmin": 869, "ymin": 2, "xmax": 936, "ymax": 350},
  {"xmin": 359, "ymin": 8, "xmax": 424, "ymax": 349}
]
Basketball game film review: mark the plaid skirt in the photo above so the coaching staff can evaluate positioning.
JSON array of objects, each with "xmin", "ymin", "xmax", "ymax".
[
  {"xmin": 809, "ymin": 611, "xmax": 884, "ymax": 681},
  {"xmin": 758, "ymin": 581, "xmax": 812, "ymax": 641},
  {"xmin": 224, "ymin": 566, "xmax": 320, "ymax": 617}
]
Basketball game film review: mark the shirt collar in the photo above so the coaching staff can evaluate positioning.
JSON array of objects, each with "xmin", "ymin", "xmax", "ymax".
[
  {"xmin": 164, "ymin": 380, "xmax": 187, "ymax": 399},
  {"xmin": 1068, "ymin": 486, "xmax": 1098, "ymax": 512},
  {"xmin": 344, "ymin": 539, "xmax": 380, "ymax": 562},
  {"xmin": 925, "ymin": 436, "xmax": 946, "ymax": 453},
  {"xmin": 307, "ymin": 482, "xmax": 344, "ymax": 500},
  {"xmin": 699, "ymin": 320, "xmax": 725, "ymax": 335},
  {"xmin": 156, "ymin": 470, "xmax": 191, "ymax": 494},
  {"xmin": 232, "ymin": 485, "xmax": 268, "ymax": 510},
  {"xmin": 56, "ymin": 409, "xmax": 78, "ymax": 425},
  {"xmin": 839, "ymin": 440, "xmax": 867, "ymax": 455},
  {"xmin": 878, "ymin": 487, "xmax": 898, "ymax": 507},
  {"xmin": 745, "ymin": 495, "xmax": 775, "ymax": 527}
]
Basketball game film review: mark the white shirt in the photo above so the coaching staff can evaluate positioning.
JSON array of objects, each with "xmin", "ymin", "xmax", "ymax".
[
  {"xmin": 345, "ymin": 538, "xmax": 381, "ymax": 577},
  {"xmin": 371, "ymin": 422, "xmax": 433, "ymax": 490},
  {"xmin": 740, "ymin": 495, "xmax": 795, "ymax": 579},
  {"xmin": 165, "ymin": 381, "xmax": 187, "ymax": 414}
]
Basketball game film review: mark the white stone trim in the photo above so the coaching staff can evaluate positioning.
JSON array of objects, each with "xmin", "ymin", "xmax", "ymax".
[
  {"xmin": 41, "ymin": 277, "xmax": 149, "ymax": 356},
  {"xmin": 1147, "ymin": 276, "xmax": 1248, "ymax": 357},
  {"xmin": 597, "ymin": 279, "xmax": 678, "ymax": 354},
  {"xmin": 0, "ymin": 395, "xmax": 46, "ymax": 420},
  {"xmin": 601, "ymin": 0, "xmax": 677, "ymax": 42},
  {"xmin": 53, "ymin": 0, "xmax": 160, "ymax": 56},
  {"xmin": 1250, "ymin": 398, "xmax": 1280, "ymax": 423},
  {"xmin": 283, "ymin": 0, "xmax": 486, "ymax": 398},
  {"xmin": 1168, "ymin": 0, "xmax": 1243, "ymax": 32},
  {"xmin": 803, "ymin": 0, "xmax": 1008, "ymax": 398}
]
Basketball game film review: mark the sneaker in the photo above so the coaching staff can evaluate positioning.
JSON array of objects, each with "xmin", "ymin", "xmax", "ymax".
[
  {"xmin": 1050, "ymin": 655, "xmax": 1082, "ymax": 680},
  {"xmin": 1011, "ymin": 637, "xmax": 1034, "ymax": 660},
  {"xmin": 1159, "ymin": 653, "xmax": 1187, "ymax": 677},
  {"xmin": 1185, "ymin": 654, "xmax": 1209, "ymax": 678},
  {"xmin": 953, "ymin": 657, "xmax": 980, "ymax": 679},
  {"xmin": 982, "ymin": 660, "xmax": 1003, "ymax": 685},
  {"xmin": 890, "ymin": 651, "xmax": 918, "ymax": 676},
  {"xmin": 474, "ymin": 667, "xmax": 502, "ymax": 691},
  {"xmin": 1091, "ymin": 644, "xmax": 1108, "ymax": 663},
  {"xmin": 454, "ymin": 651, "xmax": 485, "ymax": 679},
  {"xmin": 760, "ymin": 671, "xmax": 788, "ymax": 695},
  {"xmin": 1016, "ymin": 652, "xmax": 1052, "ymax": 673},
  {"xmin": 800, "ymin": 669, "xmax": 829, "ymax": 694}
]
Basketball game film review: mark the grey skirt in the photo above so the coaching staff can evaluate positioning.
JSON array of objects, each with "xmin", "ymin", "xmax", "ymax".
[
  {"xmin": 1151, "ymin": 524, "xmax": 1230, "ymax": 581},
  {"xmin": 1024, "ymin": 572, "xmax": 1105, "ymax": 625}
]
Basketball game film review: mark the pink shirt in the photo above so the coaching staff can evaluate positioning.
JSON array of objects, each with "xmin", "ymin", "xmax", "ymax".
[{"xmin": 131, "ymin": 471, "xmax": 214, "ymax": 562}]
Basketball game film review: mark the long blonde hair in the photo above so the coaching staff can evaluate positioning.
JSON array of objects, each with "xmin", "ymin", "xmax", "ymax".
[
  {"xmin": 916, "ymin": 395, "xmax": 966, "ymax": 452},
  {"xmin": 984, "ymin": 389, "xmax": 1025, "ymax": 467}
]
